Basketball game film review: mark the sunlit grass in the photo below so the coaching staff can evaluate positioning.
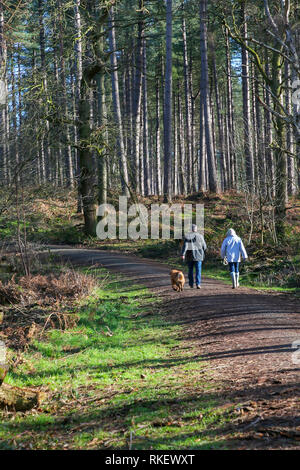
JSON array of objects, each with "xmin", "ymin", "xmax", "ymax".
[{"xmin": 0, "ymin": 268, "xmax": 232, "ymax": 450}]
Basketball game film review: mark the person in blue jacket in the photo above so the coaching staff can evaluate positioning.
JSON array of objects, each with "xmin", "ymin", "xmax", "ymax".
[{"xmin": 221, "ymin": 228, "xmax": 248, "ymax": 289}]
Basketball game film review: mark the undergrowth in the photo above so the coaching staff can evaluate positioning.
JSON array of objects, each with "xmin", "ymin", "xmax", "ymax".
[{"xmin": 0, "ymin": 268, "xmax": 233, "ymax": 450}]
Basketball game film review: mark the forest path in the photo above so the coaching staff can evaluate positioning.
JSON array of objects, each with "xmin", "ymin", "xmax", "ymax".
[{"xmin": 50, "ymin": 246, "xmax": 300, "ymax": 449}]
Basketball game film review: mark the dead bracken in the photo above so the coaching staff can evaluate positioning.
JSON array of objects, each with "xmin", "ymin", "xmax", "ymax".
[
  {"xmin": 0, "ymin": 271, "xmax": 96, "ymax": 305},
  {"xmin": 0, "ymin": 270, "xmax": 97, "ymax": 350}
]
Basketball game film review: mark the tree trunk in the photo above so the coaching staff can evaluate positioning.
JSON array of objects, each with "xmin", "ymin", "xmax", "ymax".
[
  {"xmin": 57, "ymin": 0, "xmax": 74, "ymax": 187},
  {"xmin": 178, "ymin": 92, "xmax": 187, "ymax": 195},
  {"xmin": 96, "ymin": 71, "xmax": 108, "ymax": 206},
  {"xmin": 173, "ymin": 87, "xmax": 178, "ymax": 195},
  {"xmin": 74, "ymin": 0, "xmax": 83, "ymax": 212},
  {"xmin": 78, "ymin": 0, "xmax": 115, "ymax": 235},
  {"xmin": 285, "ymin": 61, "xmax": 297, "ymax": 195},
  {"xmin": 264, "ymin": 53, "xmax": 274, "ymax": 195},
  {"xmin": 211, "ymin": 42, "xmax": 227, "ymax": 190},
  {"xmin": 181, "ymin": 3, "xmax": 192, "ymax": 194},
  {"xmin": 142, "ymin": 36, "xmax": 150, "ymax": 195},
  {"xmin": 199, "ymin": 0, "xmax": 219, "ymax": 193},
  {"xmin": 38, "ymin": 0, "xmax": 49, "ymax": 183},
  {"xmin": 155, "ymin": 73, "xmax": 162, "ymax": 196},
  {"xmin": 163, "ymin": 0, "xmax": 173, "ymax": 203},
  {"xmin": 11, "ymin": 59, "xmax": 20, "ymax": 184},
  {"xmin": 241, "ymin": 1, "xmax": 254, "ymax": 189},
  {"xmin": 132, "ymin": 2, "xmax": 144, "ymax": 194},
  {"xmin": 199, "ymin": 91, "xmax": 206, "ymax": 192},
  {"xmin": 271, "ymin": 48, "xmax": 287, "ymax": 238},
  {"xmin": 0, "ymin": 2, "xmax": 8, "ymax": 184},
  {"xmin": 225, "ymin": 28, "xmax": 236, "ymax": 188},
  {"xmin": 108, "ymin": 7, "xmax": 129, "ymax": 196},
  {"xmin": 254, "ymin": 64, "xmax": 266, "ymax": 192}
]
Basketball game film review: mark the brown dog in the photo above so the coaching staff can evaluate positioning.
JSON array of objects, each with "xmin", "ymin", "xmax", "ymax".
[{"xmin": 170, "ymin": 269, "xmax": 185, "ymax": 292}]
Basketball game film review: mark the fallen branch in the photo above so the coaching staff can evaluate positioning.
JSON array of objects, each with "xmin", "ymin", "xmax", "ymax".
[{"xmin": 0, "ymin": 383, "xmax": 44, "ymax": 411}]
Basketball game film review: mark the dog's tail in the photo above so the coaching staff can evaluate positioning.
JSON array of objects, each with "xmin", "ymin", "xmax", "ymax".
[{"xmin": 177, "ymin": 272, "xmax": 184, "ymax": 281}]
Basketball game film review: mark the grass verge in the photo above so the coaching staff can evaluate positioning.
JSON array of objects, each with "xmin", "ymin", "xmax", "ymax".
[{"xmin": 0, "ymin": 268, "xmax": 233, "ymax": 450}]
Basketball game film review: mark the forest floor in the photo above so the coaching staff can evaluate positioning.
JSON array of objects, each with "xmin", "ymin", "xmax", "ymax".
[
  {"xmin": 3, "ymin": 246, "xmax": 297, "ymax": 450},
  {"xmin": 0, "ymin": 189, "xmax": 299, "ymax": 449}
]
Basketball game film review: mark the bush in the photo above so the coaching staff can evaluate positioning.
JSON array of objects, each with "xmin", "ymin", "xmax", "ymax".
[{"xmin": 0, "ymin": 270, "xmax": 97, "ymax": 305}]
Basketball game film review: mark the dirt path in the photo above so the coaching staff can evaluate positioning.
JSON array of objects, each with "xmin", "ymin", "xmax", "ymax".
[{"xmin": 51, "ymin": 246, "xmax": 300, "ymax": 449}]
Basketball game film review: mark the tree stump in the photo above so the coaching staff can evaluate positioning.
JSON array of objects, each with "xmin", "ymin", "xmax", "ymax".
[{"xmin": 0, "ymin": 383, "xmax": 43, "ymax": 411}]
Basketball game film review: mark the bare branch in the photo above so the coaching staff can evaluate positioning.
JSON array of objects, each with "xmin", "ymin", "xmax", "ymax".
[
  {"xmin": 256, "ymin": 94, "xmax": 290, "ymax": 123},
  {"xmin": 247, "ymin": 36, "xmax": 299, "ymax": 73}
]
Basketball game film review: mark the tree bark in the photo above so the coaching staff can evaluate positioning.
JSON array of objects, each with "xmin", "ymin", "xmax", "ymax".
[
  {"xmin": 163, "ymin": 0, "xmax": 173, "ymax": 203},
  {"xmin": 271, "ymin": 48, "xmax": 287, "ymax": 238},
  {"xmin": 74, "ymin": 0, "xmax": 83, "ymax": 212},
  {"xmin": 211, "ymin": 42, "xmax": 227, "ymax": 190},
  {"xmin": 142, "ymin": 36, "xmax": 150, "ymax": 195},
  {"xmin": 199, "ymin": 91, "xmax": 206, "ymax": 192},
  {"xmin": 78, "ymin": 0, "xmax": 116, "ymax": 235},
  {"xmin": 199, "ymin": 0, "xmax": 219, "ymax": 193},
  {"xmin": 241, "ymin": 1, "xmax": 255, "ymax": 188},
  {"xmin": 38, "ymin": 0, "xmax": 49, "ymax": 183},
  {"xmin": 132, "ymin": 2, "xmax": 144, "ymax": 194},
  {"xmin": 181, "ymin": 3, "xmax": 192, "ymax": 194},
  {"xmin": 96, "ymin": 71, "xmax": 108, "ymax": 206},
  {"xmin": 57, "ymin": 0, "xmax": 74, "ymax": 187},
  {"xmin": 224, "ymin": 28, "xmax": 236, "ymax": 189},
  {"xmin": 0, "ymin": 2, "xmax": 8, "ymax": 184},
  {"xmin": 155, "ymin": 73, "xmax": 162, "ymax": 196},
  {"xmin": 178, "ymin": 92, "xmax": 187, "ymax": 195},
  {"xmin": 285, "ymin": 61, "xmax": 297, "ymax": 195},
  {"xmin": 108, "ymin": 7, "xmax": 129, "ymax": 196}
]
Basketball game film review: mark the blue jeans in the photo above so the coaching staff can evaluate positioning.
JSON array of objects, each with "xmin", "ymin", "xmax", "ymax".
[
  {"xmin": 188, "ymin": 261, "xmax": 202, "ymax": 287},
  {"xmin": 229, "ymin": 262, "xmax": 239, "ymax": 273}
]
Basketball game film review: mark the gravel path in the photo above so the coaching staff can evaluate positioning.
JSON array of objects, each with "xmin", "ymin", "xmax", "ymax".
[{"xmin": 50, "ymin": 246, "xmax": 300, "ymax": 449}]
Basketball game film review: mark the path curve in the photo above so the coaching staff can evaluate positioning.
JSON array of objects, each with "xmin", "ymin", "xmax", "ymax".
[{"xmin": 50, "ymin": 246, "xmax": 300, "ymax": 449}]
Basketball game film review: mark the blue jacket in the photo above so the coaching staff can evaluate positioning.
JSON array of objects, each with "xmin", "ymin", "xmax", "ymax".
[{"xmin": 221, "ymin": 235, "xmax": 248, "ymax": 262}]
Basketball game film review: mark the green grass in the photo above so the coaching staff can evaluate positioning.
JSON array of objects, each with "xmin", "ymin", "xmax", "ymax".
[
  {"xmin": 0, "ymin": 216, "xmax": 85, "ymax": 245},
  {"xmin": 0, "ymin": 268, "xmax": 233, "ymax": 450},
  {"xmin": 202, "ymin": 258, "xmax": 300, "ymax": 293}
]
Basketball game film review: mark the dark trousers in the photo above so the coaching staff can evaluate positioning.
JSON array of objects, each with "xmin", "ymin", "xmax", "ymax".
[{"xmin": 228, "ymin": 262, "xmax": 239, "ymax": 273}]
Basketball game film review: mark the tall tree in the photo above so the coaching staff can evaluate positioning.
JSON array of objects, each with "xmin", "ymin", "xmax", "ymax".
[
  {"xmin": 181, "ymin": 2, "xmax": 192, "ymax": 194},
  {"xmin": 78, "ymin": 0, "xmax": 116, "ymax": 235},
  {"xmin": 199, "ymin": 0, "xmax": 219, "ymax": 193},
  {"xmin": 163, "ymin": 0, "xmax": 173, "ymax": 203},
  {"xmin": 240, "ymin": 0, "xmax": 254, "ymax": 189},
  {"xmin": 108, "ymin": 6, "xmax": 129, "ymax": 196}
]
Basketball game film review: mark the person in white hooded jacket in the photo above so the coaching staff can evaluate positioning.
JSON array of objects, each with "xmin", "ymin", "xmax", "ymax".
[{"xmin": 221, "ymin": 229, "xmax": 248, "ymax": 289}]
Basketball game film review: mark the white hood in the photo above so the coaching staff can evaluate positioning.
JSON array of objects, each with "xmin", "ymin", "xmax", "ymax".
[{"xmin": 227, "ymin": 228, "xmax": 237, "ymax": 237}]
